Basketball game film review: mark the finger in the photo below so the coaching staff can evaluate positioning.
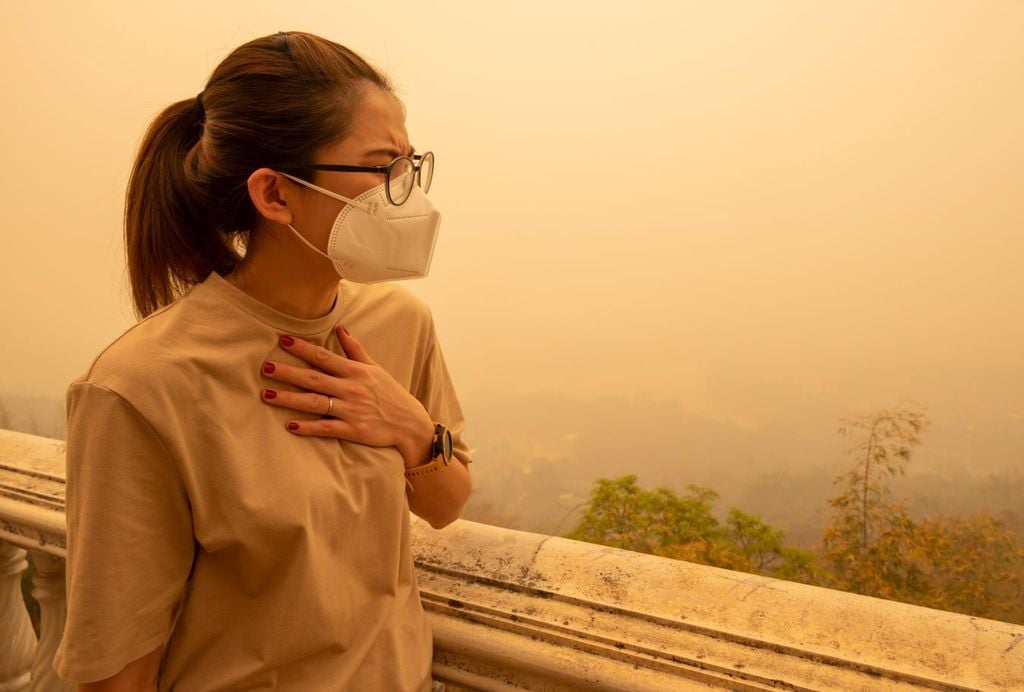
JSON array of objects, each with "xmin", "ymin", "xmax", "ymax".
[
  {"xmin": 285, "ymin": 417, "xmax": 361, "ymax": 439},
  {"xmin": 261, "ymin": 361, "xmax": 357, "ymax": 398},
  {"xmin": 336, "ymin": 324, "xmax": 376, "ymax": 365},
  {"xmin": 262, "ymin": 387, "xmax": 341, "ymax": 416},
  {"xmin": 278, "ymin": 334, "xmax": 357, "ymax": 378}
]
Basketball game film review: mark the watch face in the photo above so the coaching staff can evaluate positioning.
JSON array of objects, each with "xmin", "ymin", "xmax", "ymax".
[{"xmin": 442, "ymin": 428, "xmax": 453, "ymax": 462}]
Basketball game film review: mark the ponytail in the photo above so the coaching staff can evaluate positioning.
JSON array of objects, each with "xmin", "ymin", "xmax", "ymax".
[{"xmin": 124, "ymin": 96, "xmax": 240, "ymax": 318}]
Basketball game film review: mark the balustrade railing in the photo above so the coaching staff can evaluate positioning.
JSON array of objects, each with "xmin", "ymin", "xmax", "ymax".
[{"xmin": 2, "ymin": 428, "xmax": 1023, "ymax": 691}]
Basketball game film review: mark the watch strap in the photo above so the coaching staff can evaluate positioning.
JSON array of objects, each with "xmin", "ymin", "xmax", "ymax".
[
  {"xmin": 404, "ymin": 423, "xmax": 452, "ymax": 486},
  {"xmin": 404, "ymin": 456, "xmax": 447, "ymax": 478}
]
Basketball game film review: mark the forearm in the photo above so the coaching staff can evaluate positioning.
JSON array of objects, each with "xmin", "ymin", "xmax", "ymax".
[
  {"xmin": 406, "ymin": 456, "xmax": 471, "ymax": 528},
  {"xmin": 397, "ymin": 418, "xmax": 471, "ymax": 529}
]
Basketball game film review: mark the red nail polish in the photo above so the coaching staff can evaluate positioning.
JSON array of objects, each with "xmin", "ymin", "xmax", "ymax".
[
  {"xmin": 287, "ymin": 422, "xmax": 299, "ymax": 431},
  {"xmin": 263, "ymin": 389, "xmax": 277, "ymax": 400},
  {"xmin": 280, "ymin": 335, "xmax": 295, "ymax": 347},
  {"xmin": 262, "ymin": 361, "xmax": 276, "ymax": 374}
]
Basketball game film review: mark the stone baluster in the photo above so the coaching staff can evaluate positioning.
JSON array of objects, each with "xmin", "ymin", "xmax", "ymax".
[
  {"xmin": 28, "ymin": 551, "xmax": 72, "ymax": 692},
  {"xmin": 0, "ymin": 541, "xmax": 35, "ymax": 692}
]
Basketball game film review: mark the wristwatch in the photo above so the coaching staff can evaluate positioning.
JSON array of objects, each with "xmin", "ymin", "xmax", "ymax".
[{"xmin": 404, "ymin": 423, "xmax": 454, "ymax": 479}]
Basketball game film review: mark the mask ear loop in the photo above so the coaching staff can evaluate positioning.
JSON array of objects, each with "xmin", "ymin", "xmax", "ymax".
[
  {"xmin": 285, "ymin": 221, "xmax": 334, "ymax": 260},
  {"xmin": 278, "ymin": 171, "xmax": 375, "ymax": 213}
]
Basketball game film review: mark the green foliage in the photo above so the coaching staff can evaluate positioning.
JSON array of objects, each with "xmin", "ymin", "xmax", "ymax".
[
  {"xmin": 773, "ymin": 546, "xmax": 824, "ymax": 584},
  {"xmin": 566, "ymin": 474, "xmax": 818, "ymax": 582},
  {"xmin": 566, "ymin": 475, "xmax": 715, "ymax": 553},
  {"xmin": 724, "ymin": 509, "xmax": 785, "ymax": 571}
]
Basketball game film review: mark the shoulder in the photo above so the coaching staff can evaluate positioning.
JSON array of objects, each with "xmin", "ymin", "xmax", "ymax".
[
  {"xmin": 340, "ymin": 280, "xmax": 435, "ymax": 334},
  {"xmin": 338, "ymin": 282, "xmax": 440, "ymax": 379},
  {"xmin": 75, "ymin": 289, "xmax": 204, "ymax": 399}
]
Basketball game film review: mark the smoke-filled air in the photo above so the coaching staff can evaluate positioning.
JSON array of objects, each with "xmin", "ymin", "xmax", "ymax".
[{"xmin": 2, "ymin": 2, "xmax": 1022, "ymax": 623}]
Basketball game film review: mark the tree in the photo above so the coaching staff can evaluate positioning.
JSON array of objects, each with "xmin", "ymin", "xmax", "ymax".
[
  {"xmin": 909, "ymin": 513, "xmax": 1024, "ymax": 623},
  {"xmin": 822, "ymin": 401, "xmax": 930, "ymax": 600},
  {"xmin": 822, "ymin": 401, "xmax": 1024, "ymax": 624},
  {"xmin": 566, "ymin": 475, "xmax": 818, "ymax": 582},
  {"xmin": 565, "ymin": 475, "xmax": 718, "ymax": 555}
]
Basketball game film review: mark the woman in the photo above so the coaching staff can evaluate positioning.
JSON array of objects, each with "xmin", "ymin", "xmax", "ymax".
[{"xmin": 53, "ymin": 31, "xmax": 472, "ymax": 691}]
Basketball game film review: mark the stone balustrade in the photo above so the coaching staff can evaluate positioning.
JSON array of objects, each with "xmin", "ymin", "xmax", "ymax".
[{"xmin": 2, "ymin": 428, "xmax": 1023, "ymax": 691}]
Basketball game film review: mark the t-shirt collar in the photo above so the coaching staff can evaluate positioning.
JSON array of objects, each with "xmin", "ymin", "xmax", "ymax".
[{"xmin": 202, "ymin": 270, "xmax": 345, "ymax": 336}]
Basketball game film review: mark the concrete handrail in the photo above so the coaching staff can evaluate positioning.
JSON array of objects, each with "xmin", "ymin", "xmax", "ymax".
[{"xmin": 2, "ymin": 428, "xmax": 1023, "ymax": 691}]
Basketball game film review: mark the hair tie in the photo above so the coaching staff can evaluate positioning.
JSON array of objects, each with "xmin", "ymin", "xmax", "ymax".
[{"xmin": 193, "ymin": 92, "xmax": 206, "ymax": 122}]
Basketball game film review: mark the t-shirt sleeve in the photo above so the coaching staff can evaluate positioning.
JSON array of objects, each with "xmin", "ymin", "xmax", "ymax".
[
  {"xmin": 414, "ymin": 318, "xmax": 474, "ymax": 467},
  {"xmin": 53, "ymin": 381, "xmax": 195, "ymax": 683}
]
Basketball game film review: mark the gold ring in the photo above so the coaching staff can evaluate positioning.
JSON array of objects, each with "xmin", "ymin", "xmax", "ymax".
[{"xmin": 325, "ymin": 396, "xmax": 334, "ymax": 417}]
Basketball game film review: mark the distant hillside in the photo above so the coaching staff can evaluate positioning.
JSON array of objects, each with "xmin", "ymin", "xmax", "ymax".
[
  {"xmin": 456, "ymin": 389, "xmax": 1024, "ymax": 544},
  {"xmin": 2, "ymin": 389, "xmax": 1020, "ymax": 547}
]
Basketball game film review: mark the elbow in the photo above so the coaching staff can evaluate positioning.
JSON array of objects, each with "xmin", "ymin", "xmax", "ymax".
[
  {"xmin": 416, "ymin": 462, "xmax": 471, "ymax": 530},
  {"xmin": 428, "ymin": 508, "xmax": 463, "ymax": 531}
]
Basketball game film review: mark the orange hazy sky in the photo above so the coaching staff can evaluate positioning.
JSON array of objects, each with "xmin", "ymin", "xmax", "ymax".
[{"xmin": 2, "ymin": 2, "xmax": 1022, "ymax": 448}]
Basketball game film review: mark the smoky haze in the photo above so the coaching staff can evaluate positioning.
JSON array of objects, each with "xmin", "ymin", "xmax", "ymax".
[{"xmin": 2, "ymin": 2, "xmax": 1022, "ymax": 540}]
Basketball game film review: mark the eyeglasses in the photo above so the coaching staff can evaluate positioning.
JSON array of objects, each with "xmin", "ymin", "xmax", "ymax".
[{"xmin": 295, "ymin": 151, "xmax": 434, "ymax": 206}]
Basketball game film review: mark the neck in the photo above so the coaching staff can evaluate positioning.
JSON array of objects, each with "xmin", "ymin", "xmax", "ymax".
[{"xmin": 226, "ymin": 226, "xmax": 339, "ymax": 319}]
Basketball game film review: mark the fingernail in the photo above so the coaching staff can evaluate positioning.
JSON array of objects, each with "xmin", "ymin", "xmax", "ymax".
[
  {"xmin": 287, "ymin": 422, "xmax": 299, "ymax": 431},
  {"xmin": 263, "ymin": 388, "xmax": 277, "ymax": 400},
  {"xmin": 280, "ymin": 335, "xmax": 295, "ymax": 347},
  {"xmin": 262, "ymin": 361, "xmax": 276, "ymax": 374},
  {"xmin": 341, "ymin": 325, "xmax": 350, "ymax": 336}
]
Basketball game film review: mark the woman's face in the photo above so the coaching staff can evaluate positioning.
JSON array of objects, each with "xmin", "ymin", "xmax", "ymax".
[{"xmin": 291, "ymin": 86, "xmax": 413, "ymax": 251}]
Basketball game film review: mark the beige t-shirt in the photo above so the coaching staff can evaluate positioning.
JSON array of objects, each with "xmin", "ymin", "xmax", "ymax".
[{"xmin": 53, "ymin": 270, "xmax": 472, "ymax": 690}]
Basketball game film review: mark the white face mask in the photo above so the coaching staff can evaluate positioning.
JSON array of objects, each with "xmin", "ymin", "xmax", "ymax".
[{"xmin": 278, "ymin": 171, "xmax": 442, "ymax": 283}]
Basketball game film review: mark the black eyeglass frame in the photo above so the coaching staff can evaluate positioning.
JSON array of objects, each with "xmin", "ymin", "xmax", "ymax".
[{"xmin": 293, "ymin": 151, "xmax": 434, "ymax": 206}]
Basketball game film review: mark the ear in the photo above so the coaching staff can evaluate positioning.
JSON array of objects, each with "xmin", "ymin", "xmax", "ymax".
[{"xmin": 247, "ymin": 168, "xmax": 296, "ymax": 226}]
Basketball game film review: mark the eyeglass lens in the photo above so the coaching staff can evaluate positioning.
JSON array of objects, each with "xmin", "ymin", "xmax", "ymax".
[
  {"xmin": 388, "ymin": 157, "xmax": 415, "ymax": 205},
  {"xmin": 387, "ymin": 152, "xmax": 435, "ymax": 205},
  {"xmin": 418, "ymin": 152, "xmax": 434, "ymax": 194}
]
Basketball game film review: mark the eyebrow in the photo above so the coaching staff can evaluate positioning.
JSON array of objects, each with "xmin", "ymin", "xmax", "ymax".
[{"xmin": 364, "ymin": 144, "xmax": 417, "ymax": 159}]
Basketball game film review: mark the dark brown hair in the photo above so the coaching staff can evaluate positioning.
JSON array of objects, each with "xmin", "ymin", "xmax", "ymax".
[{"xmin": 124, "ymin": 31, "xmax": 393, "ymax": 318}]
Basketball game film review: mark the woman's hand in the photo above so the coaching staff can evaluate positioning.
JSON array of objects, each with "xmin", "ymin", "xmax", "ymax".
[{"xmin": 259, "ymin": 325, "xmax": 435, "ymax": 469}]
